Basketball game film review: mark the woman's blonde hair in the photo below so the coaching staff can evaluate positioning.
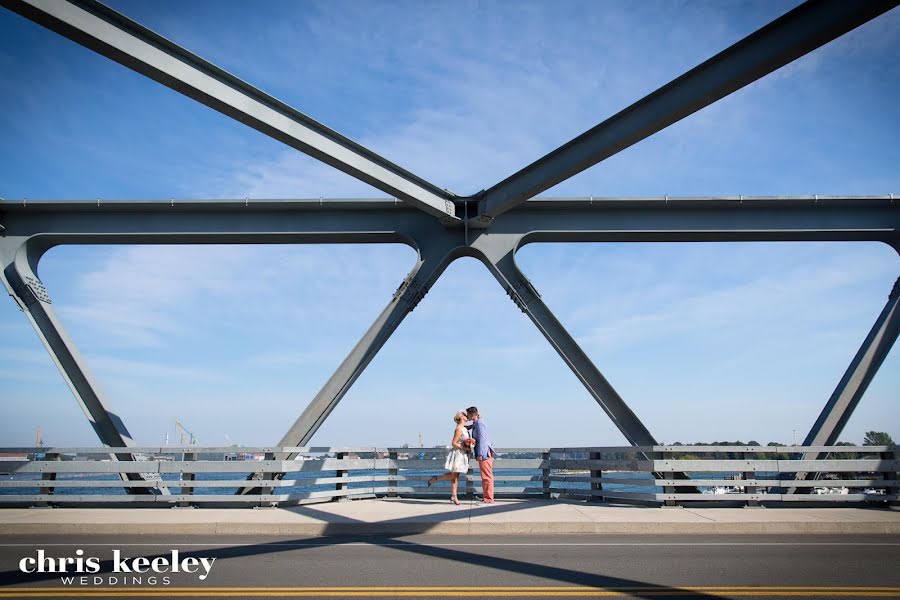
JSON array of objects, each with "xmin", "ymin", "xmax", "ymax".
[{"xmin": 453, "ymin": 411, "xmax": 466, "ymax": 424}]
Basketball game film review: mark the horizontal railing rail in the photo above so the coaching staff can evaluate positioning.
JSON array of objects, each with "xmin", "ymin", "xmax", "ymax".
[{"xmin": 0, "ymin": 446, "xmax": 895, "ymax": 508}]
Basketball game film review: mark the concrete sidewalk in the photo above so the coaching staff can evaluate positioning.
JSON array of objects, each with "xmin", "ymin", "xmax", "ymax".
[{"xmin": 2, "ymin": 499, "xmax": 899, "ymax": 536}]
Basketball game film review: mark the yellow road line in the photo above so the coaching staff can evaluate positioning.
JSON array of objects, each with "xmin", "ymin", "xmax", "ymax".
[
  {"xmin": 1, "ymin": 587, "xmax": 899, "ymax": 598},
  {"xmin": 2, "ymin": 593, "xmax": 900, "ymax": 598},
  {"xmin": 5, "ymin": 587, "xmax": 900, "ymax": 591}
]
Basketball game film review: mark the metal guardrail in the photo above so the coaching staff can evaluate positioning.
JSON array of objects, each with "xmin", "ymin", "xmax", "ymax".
[{"xmin": 0, "ymin": 446, "xmax": 896, "ymax": 508}]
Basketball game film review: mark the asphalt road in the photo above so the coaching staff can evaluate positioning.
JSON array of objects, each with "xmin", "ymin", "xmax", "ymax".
[{"xmin": 0, "ymin": 534, "xmax": 898, "ymax": 598}]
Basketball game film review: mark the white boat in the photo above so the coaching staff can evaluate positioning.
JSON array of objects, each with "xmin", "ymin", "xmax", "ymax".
[
  {"xmin": 812, "ymin": 486, "xmax": 848, "ymax": 495},
  {"xmin": 702, "ymin": 486, "xmax": 743, "ymax": 495}
]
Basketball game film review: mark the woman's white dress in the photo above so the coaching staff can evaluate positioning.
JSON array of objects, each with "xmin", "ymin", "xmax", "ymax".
[{"xmin": 443, "ymin": 427, "xmax": 471, "ymax": 473}]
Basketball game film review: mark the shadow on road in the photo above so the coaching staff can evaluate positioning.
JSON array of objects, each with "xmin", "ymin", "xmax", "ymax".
[{"xmin": 0, "ymin": 499, "xmax": 730, "ymax": 598}]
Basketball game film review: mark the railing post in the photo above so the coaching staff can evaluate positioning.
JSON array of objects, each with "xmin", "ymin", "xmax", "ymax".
[
  {"xmin": 465, "ymin": 457, "xmax": 475, "ymax": 500},
  {"xmin": 335, "ymin": 451, "xmax": 348, "ymax": 502},
  {"xmin": 882, "ymin": 448, "xmax": 898, "ymax": 507},
  {"xmin": 37, "ymin": 452, "xmax": 59, "ymax": 507},
  {"xmin": 662, "ymin": 449, "xmax": 677, "ymax": 507},
  {"xmin": 743, "ymin": 451, "xmax": 759, "ymax": 508},
  {"xmin": 178, "ymin": 451, "xmax": 195, "ymax": 508},
  {"xmin": 589, "ymin": 451, "xmax": 603, "ymax": 503},
  {"xmin": 261, "ymin": 451, "xmax": 278, "ymax": 507},
  {"xmin": 542, "ymin": 451, "xmax": 551, "ymax": 499},
  {"xmin": 388, "ymin": 450, "xmax": 398, "ymax": 498}
]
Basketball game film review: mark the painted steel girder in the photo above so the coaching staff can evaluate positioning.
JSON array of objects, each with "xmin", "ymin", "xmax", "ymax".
[
  {"xmin": 784, "ymin": 275, "xmax": 900, "ymax": 492},
  {"xmin": 475, "ymin": 239, "xmax": 658, "ymax": 448},
  {"xmin": 0, "ymin": 237, "xmax": 167, "ymax": 494},
  {"xmin": 477, "ymin": 0, "xmax": 899, "ymax": 221},
  {"xmin": 804, "ymin": 276, "xmax": 900, "ymax": 449},
  {"xmin": 0, "ymin": 0, "xmax": 458, "ymax": 222},
  {"xmin": 275, "ymin": 243, "xmax": 459, "ymax": 449},
  {"xmin": 1, "ymin": 196, "xmax": 897, "ymax": 246}
]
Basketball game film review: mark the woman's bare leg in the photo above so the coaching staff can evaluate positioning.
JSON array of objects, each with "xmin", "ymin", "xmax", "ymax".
[
  {"xmin": 450, "ymin": 473, "xmax": 461, "ymax": 504},
  {"xmin": 428, "ymin": 472, "xmax": 455, "ymax": 486}
]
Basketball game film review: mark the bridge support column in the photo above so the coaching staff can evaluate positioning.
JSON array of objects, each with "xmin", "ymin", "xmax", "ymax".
[
  {"xmin": 473, "ymin": 236, "xmax": 700, "ymax": 495},
  {"xmin": 476, "ymin": 238, "xmax": 659, "ymax": 448},
  {"xmin": 790, "ymin": 275, "xmax": 900, "ymax": 492},
  {"xmin": 803, "ymin": 276, "xmax": 900, "ymax": 447},
  {"xmin": 241, "ymin": 240, "xmax": 457, "ymax": 495},
  {"xmin": 274, "ymin": 244, "xmax": 453, "ymax": 449},
  {"xmin": 0, "ymin": 238, "xmax": 165, "ymax": 495}
]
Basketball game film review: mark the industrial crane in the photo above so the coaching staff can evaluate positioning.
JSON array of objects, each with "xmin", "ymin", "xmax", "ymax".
[{"xmin": 174, "ymin": 420, "xmax": 199, "ymax": 446}]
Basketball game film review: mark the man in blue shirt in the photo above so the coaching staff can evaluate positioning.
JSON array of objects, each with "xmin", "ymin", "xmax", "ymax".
[{"xmin": 466, "ymin": 406, "xmax": 496, "ymax": 503}]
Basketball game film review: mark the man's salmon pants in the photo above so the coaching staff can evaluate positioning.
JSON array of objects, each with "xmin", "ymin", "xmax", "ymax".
[{"xmin": 478, "ymin": 457, "xmax": 494, "ymax": 501}]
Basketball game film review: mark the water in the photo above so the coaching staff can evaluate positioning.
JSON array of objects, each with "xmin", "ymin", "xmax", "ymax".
[
  {"xmin": 0, "ymin": 469, "xmax": 661, "ymax": 497},
  {"xmin": 0, "ymin": 469, "xmax": 773, "ymax": 498}
]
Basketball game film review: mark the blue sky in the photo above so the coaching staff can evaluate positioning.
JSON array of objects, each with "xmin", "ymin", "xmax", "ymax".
[{"xmin": 1, "ymin": 0, "xmax": 898, "ymax": 449}]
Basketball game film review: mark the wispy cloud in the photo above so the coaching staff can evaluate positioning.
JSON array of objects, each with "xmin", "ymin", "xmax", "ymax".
[
  {"xmin": 2, "ymin": 1, "xmax": 898, "ymax": 447},
  {"xmin": 0, "ymin": 347, "xmax": 52, "ymax": 365},
  {"xmin": 87, "ymin": 355, "xmax": 225, "ymax": 383},
  {"xmin": 45, "ymin": 244, "xmax": 415, "ymax": 350},
  {"xmin": 523, "ymin": 244, "xmax": 896, "ymax": 352}
]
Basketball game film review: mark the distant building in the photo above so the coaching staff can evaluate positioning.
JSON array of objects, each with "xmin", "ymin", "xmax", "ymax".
[{"xmin": 0, "ymin": 453, "xmax": 27, "ymax": 461}]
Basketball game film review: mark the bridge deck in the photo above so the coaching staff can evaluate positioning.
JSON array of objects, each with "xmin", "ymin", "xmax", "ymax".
[{"xmin": 2, "ymin": 499, "xmax": 898, "ymax": 536}]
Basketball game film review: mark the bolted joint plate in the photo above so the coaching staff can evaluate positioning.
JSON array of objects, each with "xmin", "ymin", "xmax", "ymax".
[
  {"xmin": 392, "ymin": 273, "xmax": 429, "ymax": 313},
  {"xmin": 446, "ymin": 197, "xmax": 491, "ymax": 230},
  {"xmin": 11, "ymin": 274, "xmax": 51, "ymax": 306},
  {"xmin": 506, "ymin": 277, "xmax": 540, "ymax": 313},
  {"xmin": 437, "ymin": 200, "xmax": 459, "ymax": 227}
]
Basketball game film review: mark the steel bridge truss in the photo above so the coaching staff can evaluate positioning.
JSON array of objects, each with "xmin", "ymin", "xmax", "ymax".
[{"xmin": 1, "ymin": 0, "xmax": 898, "ymax": 494}]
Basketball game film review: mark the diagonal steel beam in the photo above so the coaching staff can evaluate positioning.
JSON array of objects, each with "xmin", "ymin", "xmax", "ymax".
[
  {"xmin": 0, "ymin": 0, "xmax": 458, "ymax": 222},
  {"xmin": 474, "ymin": 235, "xmax": 658, "ymax": 447},
  {"xmin": 786, "ymin": 275, "xmax": 900, "ymax": 492},
  {"xmin": 802, "ymin": 275, "xmax": 900, "ymax": 449},
  {"xmin": 0, "ymin": 236, "xmax": 167, "ymax": 495},
  {"xmin": 240, "ymin": 241, "xmax": 457, "ymax": 494},
  {"xmin": 477, "ymin": 0, "xmax": 898, "ymax": 222},
  {"xmin": 276, "ymin": 245, "xmax": 455, "ymax": 448}
]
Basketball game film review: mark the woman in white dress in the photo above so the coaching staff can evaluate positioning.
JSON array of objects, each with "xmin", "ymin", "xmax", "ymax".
[{"xmin": 427, "ymin": 411, "xmax": 471, "ymax": 505}]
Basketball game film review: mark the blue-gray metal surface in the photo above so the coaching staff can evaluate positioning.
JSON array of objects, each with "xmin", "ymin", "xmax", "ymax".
[
  {"xmin": 475, "ymin": 233, "xmax": 658, "ymax": 448},
  {"xmin": 783, "ymin": 277, "xmax": 900, "ymax": 492},
  {"xmin": 802, "ymin": 276, "xmax": 900, "ymax": 449}
]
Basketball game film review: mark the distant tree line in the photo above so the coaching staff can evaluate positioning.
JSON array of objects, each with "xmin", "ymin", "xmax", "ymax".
[
  {"xmin": 650, "ymin": 431, "xmax": 896, "ymax": 460},
  {"xmin": 500, "ymin": 431, "xmax": 896, "ymax": 461}
]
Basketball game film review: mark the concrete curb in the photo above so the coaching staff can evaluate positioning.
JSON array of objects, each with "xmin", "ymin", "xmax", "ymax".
[
  {"xmin": 3, "ymin": 501, "xmax": 898, "ymax": 536},
  {"xmin": 3, "ymin": 521, "xmax": 900, "ymax": 536}
]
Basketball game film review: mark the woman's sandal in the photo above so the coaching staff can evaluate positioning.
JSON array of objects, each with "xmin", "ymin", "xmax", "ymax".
[
  {"xmin": 450, "ymin": 495, "xmax": 460, "ymax": 505},
  {"xmin": 427, "ymin": 477, "xmax": 437, "ymax": 487}
]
